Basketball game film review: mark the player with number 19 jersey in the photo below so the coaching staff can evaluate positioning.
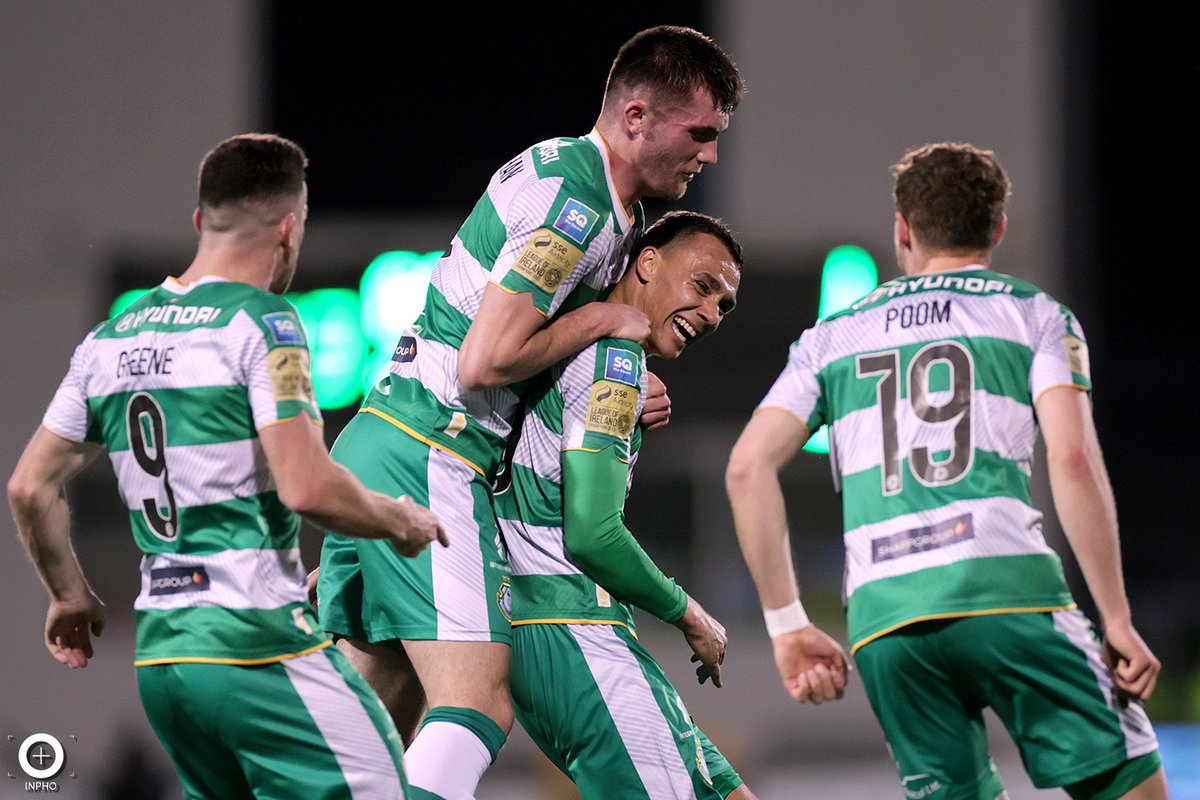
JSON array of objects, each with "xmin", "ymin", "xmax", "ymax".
[
  {"xmin": 759, "ymin": 267, "xmax": 1087, "ymax": 654},
  {"xmin": 42, "ymin": 276, "xmax": 328, "ymax": 665}
]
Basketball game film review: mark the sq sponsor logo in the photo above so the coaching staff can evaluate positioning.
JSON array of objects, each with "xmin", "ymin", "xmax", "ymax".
[
  {"xmin": 552, "ymin": 198, "xmax": 599, "ymax": 245},
  {"xmin": 603, "ymin": 347, "xmax": 638, "ymax": 386},
  {"xmin": 263, "ymin": 312, "xmax": 306, "ymax": 345}
]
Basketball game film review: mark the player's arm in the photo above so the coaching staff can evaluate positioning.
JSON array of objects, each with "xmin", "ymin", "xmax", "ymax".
[
  {"xmin": 725, "ymin": 408, "xmax": 848, "ymax": 704},
  {"xmin": 259, "ymin": 415, "xmax": 447, "ymax": 557},
  {"xmin": 458, "ymin": 283, "xmax": 649, "ymax": 390},
  {"xmin": 562, "ymin": 447, "xmax": 726, "ymax": 686},
  {"xmin": 1037, "ymin": 385, "xmax": 1160, "ymax": 701},
  {"xmin": 7, "ymin": 426, "xmax": 106, "ymax": 668}
]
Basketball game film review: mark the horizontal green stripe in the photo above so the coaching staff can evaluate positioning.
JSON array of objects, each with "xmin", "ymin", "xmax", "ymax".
[
  {"xmin": 135, "ymin": 602, "xmax": 328, "ymax": 663},
  {"xmin": 842, "ymin": 449, "xmax": 1032, "ymax": 529},
  {"xmin": 525, "ymin": 374, "xmax": 565, "ymax": 437},
  {"xmin": 847, "ymin": 553, "xmax": 1073, "ymax": 650},
  {"xmin": 499, "ymin": 462, "xmax": 563, "ymax": 529},
  {"xmin": 419, "ymin": 285, "xmax": 474, "ymax": 350},
  {"xmin": 129, "ymin": 492, "xmax": 299, "ymax": 554},
  {"xmin": 89, "ymin": 385, "xmax": 254, "ymax": 451},
  {"xmin": 457, "ymin": 191, "xmax": 506, "ymax": 270},
  {"xmin": 821, "ymin": 336, "xmax": 1033, "ymax": 420},
  {"xmin": 510, "ymin": 573, "xmax": 635, "ymax": 627}
]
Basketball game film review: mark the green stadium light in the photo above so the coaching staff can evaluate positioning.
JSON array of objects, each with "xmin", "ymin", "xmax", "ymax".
[
  {"xmin": 359, "ymin": 250, "xmax": 440, "ymax": 393},
  {"xmin": 110, "ymin": 288, "xmax": 151, "ymax": 318},
  {"xmin": 289, "ymin": 288, "xmax": 367, "ymax": 411},
  {"xmin": 805, "ymin": 245, "xmax": 880, "ymax": 455}
]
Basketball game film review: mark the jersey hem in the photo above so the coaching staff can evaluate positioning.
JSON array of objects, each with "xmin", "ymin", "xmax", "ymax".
[
  {"xmin": 849, "ymin": 604, "xmax": 1078, "ymax": 654},
  {"xmin": 133, "ymin": 638, "xmax": 332, "ymax": 666},
  {"xmin": 1033, "ymin": 382, "xmax": 1090, "ymax": 407},
  {"xmin": 512, "ymin": 617, "xmax": 635, "ymax": 637},
  {"xmin": 357, "ymin": 407, "xmax": 485, "ymax": 477}
]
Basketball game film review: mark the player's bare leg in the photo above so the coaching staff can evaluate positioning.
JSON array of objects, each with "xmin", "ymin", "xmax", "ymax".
[
  {"xmin": 335, "ymin": 636, "xmax": 427, "ymax": 745},
  {"xmin": 1120, "ymin": 768, "xmax": 1168, "ymax": 799},
  {"xmin": 401, "ymin": 640, "xmax": 513, "ymax": 798}
]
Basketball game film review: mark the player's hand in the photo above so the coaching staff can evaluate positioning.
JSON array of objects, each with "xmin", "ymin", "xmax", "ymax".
[
  {"xmin": 45, "ymin": 592, "xmax": 106, "ymax": 669},
  {"xmin": 640, "ymin": 371, "xmax": 672, "ymax": 432},
  {"xmin": 1103, "ymin": 618, "xmax": 1160, "ymax": 705},
  {"xmin": 674, "ymin": 595, "xmax": 727, "ymax": 688},
  {"xmin": 771, "ymin": 625, "xmax": 849, "ymax": 704},
  {"xmin": 603, "ymin": 303, "xmax": 651, "ymax": 345},
  {"xmin": 389, "ymin": 495, "xmax": 448, "ymax": 558},
  {"xmin": 306, "ymin": 567, "xmax": 320, "ymax": 606}
]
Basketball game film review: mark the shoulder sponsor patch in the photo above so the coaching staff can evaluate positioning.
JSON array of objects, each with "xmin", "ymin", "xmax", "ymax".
[
  {"xmin": 263, "ymin": 311, "xmax": 306, "ymax": 345},
  {"xmin": 552, "ymin": 198, "xmax": 600, "ymax": 245},
  {"xmin": 603, "ymin": 347, "xmax": 638, "ymax": 386},
  {"xmin": 393, "ymin": 335, "xmax": 417, "ymax": 364},
  {"xmin": 1063, "ymin": 334, "xmax": 1090, "ymax": 381},
  {"xmin": 585, "ymin": 379, "xmax": 639, "ymax": 439},
  {"xmin": 269, "ymin": 347, "xmax": 315, "ymax": 405},
  {"xmin": 512, "ymin": 228, "xmax": 583, "ymax": 293}
]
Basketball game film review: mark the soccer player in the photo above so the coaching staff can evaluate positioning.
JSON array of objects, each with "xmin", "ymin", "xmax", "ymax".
[
  {"xmin": 498, "ymin": 211, "xmax": 755, "ymax": 800},
  {"xmin": 8, "ymin": 133, "xmax": 445, "ymax": 800},
  {"xmin": 313, "ymin": 25, "xmax": 744, "ymax": 799},
  {"xmin": 725, "ymin": 142, "xmax": 1166, "ymax": 799}
]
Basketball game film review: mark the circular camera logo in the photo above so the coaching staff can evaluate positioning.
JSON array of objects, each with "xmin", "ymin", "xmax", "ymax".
[{"xmin": 18, "ymin": 734, "xmax": 64, "ymax": 780}]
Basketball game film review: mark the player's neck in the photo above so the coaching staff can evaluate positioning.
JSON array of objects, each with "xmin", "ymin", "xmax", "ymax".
[
  {"xmin": 593, "ymin": 123, "xmax": 642, "ymax": 209},
  {"xmin": 904, "ymin": 252, "xmax": 990, "ymax": 276},
  {"xmin": 179, "ymin": 241, "xmax": 275, "ymax": 291}
]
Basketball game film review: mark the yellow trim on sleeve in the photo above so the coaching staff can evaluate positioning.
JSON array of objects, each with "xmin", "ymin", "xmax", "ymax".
[
  {"xmin": 134, "ymin": 639, "xmax": 332, "ymax": 667},
  {"xmin": 357, "ymin": 407, "xmax": 485, "ymax": 477},
  {"xmin": 1032, "ymin": 383, "xmax": 1090, "ymax": 408},
  {"xmin": 849, "ymin": 604, "xmax": 1078, "ymax": 655},
  {"xmin": 490, "ymin": 278, "xmax": 549, "ymax": 317},
  {"xmin": 256, "ymin": 412, "xmax": 323, "ymax": 432},
  {"xmin": 752, "ymin": 404, "xmax": 812, "ymax": 437}
]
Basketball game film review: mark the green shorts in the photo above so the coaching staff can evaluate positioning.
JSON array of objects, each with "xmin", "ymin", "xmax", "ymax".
[
  {"xmin": 137, "ymin": 645, "xmax": 411, "ymax": 799},
  {"xmin": 511, "ymin": 622, "xmax": 742, "ymax": 799},
  {"xmin": 316, "ymin": 411, "xmax": 511, "ymax": 644},
  {"xmin": 855, "ymin": 610, "xmax": 1160, "ymax": 800}
]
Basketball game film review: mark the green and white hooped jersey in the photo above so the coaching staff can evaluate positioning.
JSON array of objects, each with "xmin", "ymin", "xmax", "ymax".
[
  {"xmin": 496, "ymin": 338, "xmax": 646, "ymax": 628},
  {"xmin": 43, "ymin": 277, "xmax": 328, "ymax": 665},
  {"xmin": 760, "ymin": 267, "xmax": 1090, "ymax": 652},
  {"xmin": 366, "ymin": 130, "xmax": 644, "ymax": 479}
]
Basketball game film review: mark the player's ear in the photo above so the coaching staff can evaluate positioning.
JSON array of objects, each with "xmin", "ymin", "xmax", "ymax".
[
  {"xmin": 193, "ymin": 208, "xmax": 203, "ymax": 234},
  {"xmin": 623, "ymin": 98, "xmax": 649, "ymax": 137},
  {"xmin": 993, "ymin": 213, "xmax": 1007, "ymax": 247},
  {"xmin": 634, "ymin": 246, "xmax": 659, "ymax": 283},
  {"xmin": 894, "ymin": 212, "xmax": 911, "ymax": 251},
  {"xmin": 277, "ymin": 211, "xmax": 296, "ymax": 246}
]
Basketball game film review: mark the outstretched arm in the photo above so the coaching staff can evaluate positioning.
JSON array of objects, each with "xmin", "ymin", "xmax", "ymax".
[
  {"xmin": 562, "ymin": 447, "xmax": 726, "ymax": 686},
  {"xmin": 8, "ymin": 426, "xmax": 106, "ymax": 668},
  {"xmin": 1037, "ymin": 386, "xmax": 1159, "ymax": 702},
  {"xmin": 726, "ymin": 408, "xmax": 848, "ymax": 704},
  {"xmin": 260, "ymin": 415, "xmax": 447, "ymax": 557},
  {"xmin": 458, "ymin": 284, "xmax": 649, "ymax": 390}
]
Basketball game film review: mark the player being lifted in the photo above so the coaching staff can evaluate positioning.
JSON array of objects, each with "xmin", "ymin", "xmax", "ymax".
[
  {"xmin": 8, "ymin": 133, "xmax": 445, "ymax": 799},
  {"xmin": 314, "ymin": 25, "xmax": 743, "ymax": 800},
  {"xmin": 497, "ymin": 210, "xmax": 756, "ymax": 800},
  {"xmin": 726, "ymin": 142, "xmax": 1165, "ymax": 799}
]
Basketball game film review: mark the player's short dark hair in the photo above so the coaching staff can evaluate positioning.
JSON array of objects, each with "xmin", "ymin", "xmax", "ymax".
[
  {"xmin": 635, "ymin": 210, "xmax": 743, "ymax": 270},
  {"xmin": 606, "ymin": 25, "xmax": 743, "ymax": 115},
  {"xmin": 892, "ymin": 142, "xmax": 1011, "ymax": 254},
  {"xmin": 198, "ymin": 133, "xmax": 308, "ymax": 211}
]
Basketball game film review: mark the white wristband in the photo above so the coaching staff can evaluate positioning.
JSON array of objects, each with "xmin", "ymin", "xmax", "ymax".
[{"xmin": 763, "ymin": 599, "xmax": 810, "ymax": 638}]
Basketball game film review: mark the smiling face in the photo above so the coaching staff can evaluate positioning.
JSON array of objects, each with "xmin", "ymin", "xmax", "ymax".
[
  {"xmin": 635, "ymin": 230, "xmax": 740, "ymax": 359},
  {"xmin": 634, "ymin": 85, "xmax": 729, "ymax": 200}
]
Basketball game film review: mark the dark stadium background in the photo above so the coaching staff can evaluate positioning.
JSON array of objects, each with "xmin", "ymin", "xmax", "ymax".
[{"xmin": 1, "ymin": 3, "xmax": 1194, "ymax": 798}]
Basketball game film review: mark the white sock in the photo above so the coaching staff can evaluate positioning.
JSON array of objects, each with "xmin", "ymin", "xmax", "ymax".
[{"xmin": 404, "ymin": 720, "xmax": 491, "ymax": 800}]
